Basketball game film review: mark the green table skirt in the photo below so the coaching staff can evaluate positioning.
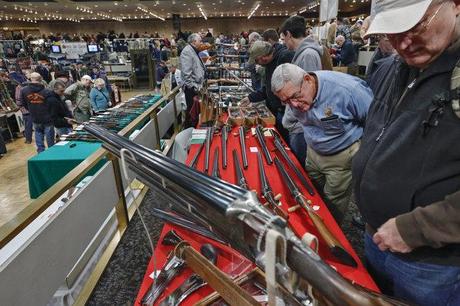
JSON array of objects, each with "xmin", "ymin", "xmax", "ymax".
[{"xmin": 28, "ymin": 141, "xmax": 106, "ymax": 199}]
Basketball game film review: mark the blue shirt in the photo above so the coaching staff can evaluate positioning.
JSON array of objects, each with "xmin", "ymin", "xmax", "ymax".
[
  {"xmin": 89, "ymin": 87, "xmax": 110, "ymax": 112},
  {"xmin": 292, "ymin": 71, "xmax": 373, "ymax": 155}
]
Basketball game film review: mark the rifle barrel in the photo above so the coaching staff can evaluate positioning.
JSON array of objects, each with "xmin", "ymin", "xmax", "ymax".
[
  {"xmin": 273, "ymin": 157, "xmax": 357, "ymax": 267},
  {"xmin": 256, "ymin": 151, "xmax": 288, "ymax": 220},
  {"xmin": 272, "ymin": 130, "xmax": 315, "ymax": 196},
  {"xmin": 238, "ymin": 126, "xmax": 248, "ymax": 169},
  {"xmin": 211, "ymin": 147, "xmax": 221, "ymax": 179},
  {"xmin": 232, "ymin": 149, "xmax": 249, "ymax": 190},
  {"xmin": 255, "ymin": 125, "xmax": 273, "ymax": 165}
]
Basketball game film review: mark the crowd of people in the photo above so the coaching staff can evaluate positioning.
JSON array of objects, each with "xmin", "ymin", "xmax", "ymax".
[
  {"xmin": 1, "ymin": 63, "xmax": 118, "ymax": 153},
  {"xmin": 1, "ymin": 2, "xmax": 459, "ymax": 304},
  {"xmin": 178, "ymin": 2, "xmax": 460, "ymax": 305}
]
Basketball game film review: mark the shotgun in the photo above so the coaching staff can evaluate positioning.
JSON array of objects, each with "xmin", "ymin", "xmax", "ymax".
[
  {"xmin": 255, "ymin": 125, "xmax": 273, "ymax": 165},
  {"xmin": 232, "ymin": 149, "xmax": 249, "ymax": 190},
  {"xmin": 238, "ymin": 126, "xmax": 248, "ymax": 169},
  {"xmin": 256, "ymin": 151, "xmax": 289, "ymax": 221},
  {"xmin": 271, "ymin": 130, "xmax": 315, "ymax": 196},
  {"xmin": 84, "ymin": 123, "xmax": 408, "ymax": 306},
  {"xmin": 273, "ymin": 157, "xmax": 357, "ymax": 267}
]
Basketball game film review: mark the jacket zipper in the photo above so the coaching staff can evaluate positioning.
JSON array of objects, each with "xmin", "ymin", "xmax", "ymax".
[{"xmin": 375, "ymin": 78, "xmax": 417, "ymax": 142}]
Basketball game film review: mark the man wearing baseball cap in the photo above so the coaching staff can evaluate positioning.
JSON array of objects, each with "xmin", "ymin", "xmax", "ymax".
[
  {"xmin": 64, "ymin": 74, "xmax": 93, "ymax": 122},
  {"xmin": 239, "ymin": 40, "xmax": 294, "ymax": 140},
  {"xmin": 352, "ymin": 0, "xmax": 460, "ymax": 305}
]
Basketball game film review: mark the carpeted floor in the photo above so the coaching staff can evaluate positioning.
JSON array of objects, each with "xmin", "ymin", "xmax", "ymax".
[
  {"xmin": 87, "ymin": 190, "xmax": 167, "ymax": 306},
  {"xmin": 88, "ymin": 190, "xmax": 365, "ymax": 305}
]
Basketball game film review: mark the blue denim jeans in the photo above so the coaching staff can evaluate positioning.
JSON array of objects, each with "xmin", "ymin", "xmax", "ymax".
[
  {"xmin": 33, "ymin": 123, "xmax": 55, "ymax": 153},
  {"xmin": 23, "ymin": 113, "xmax": 33, "ymax": 142},
  {"xmin": 364, "ymin": 233, "xmax": 460, "ymax": 306},
  {"xmin": 289, "ymin": 132, "xmax": 307, "ymax": 165}
]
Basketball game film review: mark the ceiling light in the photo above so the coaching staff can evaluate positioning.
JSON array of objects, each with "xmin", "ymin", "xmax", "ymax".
[{"xmin": 248, "ymin": 2, "xmax": 261, "ymax": 19}]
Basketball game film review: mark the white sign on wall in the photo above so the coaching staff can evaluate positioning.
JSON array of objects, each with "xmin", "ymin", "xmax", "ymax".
[
  {"xmin": 61, "ymin": 42, "xmax": 88, "ymax": 59},
  {"xmin": 320, "ymin": 0, "xmax": 338, "ymax": 22}
]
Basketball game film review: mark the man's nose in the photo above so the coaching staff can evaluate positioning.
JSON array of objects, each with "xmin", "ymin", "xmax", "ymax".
[{"xmin": 396, "ymin": 34, "xmax": 413, "ymax": 51}]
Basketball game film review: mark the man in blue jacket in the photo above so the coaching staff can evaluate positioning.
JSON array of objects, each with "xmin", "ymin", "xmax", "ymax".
[
  {"xmin": 271, "ymin": 63, "xmax": 373, "ymax": 225},
  {"xmin": 332, "ymin": 35, "xmax": 355, "ymax": 67}
]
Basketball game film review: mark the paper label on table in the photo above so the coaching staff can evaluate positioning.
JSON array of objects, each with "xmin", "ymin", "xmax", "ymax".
[
  {"xmin": 249, "ymin": 147, "xmax": 259, "ymax": 153},
  {"xmin": 54, "ymin": 141, "xmax": 69, "ymax": 146},
  {"xmin": 191, "ymin": 129, "xmax": 207, "ymax": 144}
]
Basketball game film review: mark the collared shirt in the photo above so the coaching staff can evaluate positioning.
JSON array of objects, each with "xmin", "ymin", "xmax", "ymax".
[{"xmin": 292, "ymin": 71, "xmax": 373, "ymax": 155}]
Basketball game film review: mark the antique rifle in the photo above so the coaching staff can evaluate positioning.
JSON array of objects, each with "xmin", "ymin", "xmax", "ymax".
[
  {"xmin": 255, "ymin": 125, "xmax": 273, "ymax": 165},
  {"xmin": 232, "ymin": 149, "xmax": 249, "ymax": 190},
  {"xmin": 256, "ymin": 151, "xmax": 289, "ymax": 221},
  {"xmin": 84, "ymin": 123, "xmax": 408, "ymax": 306},
  {"xmin": 271, "ymin": 130, "xmax": 315, "ymax": 196},
  {"xmin": 221, "ymin": 125, "xmax": 229, "ymax": 169},
  {"xmin": 211, "ymin": 147, "xmax": 221, "ymax": 179},
  {"xmin": 238, "ymin": 126, "xmax": 248, "ymax": 169},
  {"xmin": 273, "ymin": 157, "xmax": 357, "ymax": 267}
]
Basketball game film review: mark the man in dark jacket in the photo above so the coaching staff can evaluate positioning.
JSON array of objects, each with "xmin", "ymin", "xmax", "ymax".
[
  {"xmin": 50, "ymin": 80, "xmax": 74, "ymax": 137},
  {"xmin": 332, "ymin": 35, "xmax": 355, "ymax": 67},
  {"xmin": 352, "ymin": 1, "xmax": 460, "ymax": 305},
  {"xmin": 240, "ymin": 40, "xmax": 294, "ymax": 140},
  {"xmin": 21, "ymin": 72, "xmax": 55, "ymax": 153},
  {"xmin": 280, "ymin": 15, "xmax": 323, "ymax": 164}
]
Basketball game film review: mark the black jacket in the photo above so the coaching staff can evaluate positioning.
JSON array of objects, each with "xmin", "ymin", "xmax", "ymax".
[
  {"xmin": 49, "ymin": 91, "xmax": 72, "ymax": 128},
  {"xmin": 21, "ymin": 83, "xmax": 53, "ymax": 124},
  {"xmin": 336, "ymin": 40, "xmax": 355, "ymax": 66},
  {"xmin": 352, "ymin": 47, "xmax": 460, "ymax": 265},
  {"xmin": 248, "ymin": 43, "xmax": 294, "ymax": 114}
]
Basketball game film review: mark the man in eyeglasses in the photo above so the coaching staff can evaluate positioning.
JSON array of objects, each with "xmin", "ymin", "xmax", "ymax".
[
  {"xmin": 352, "ymin": 1, "xmax": 460, "ymax": 305},
  {"xmin": 271, "ymin": 63, "xmax": 373, "ymax": 225}
]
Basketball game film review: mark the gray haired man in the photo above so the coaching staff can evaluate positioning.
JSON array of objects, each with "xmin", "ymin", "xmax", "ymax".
[
  {"xmin": 271, "ymin": 63, "xmax": 373, "ymax": 225},
  {"xmin": 180, "ymin": 33, "xmax": 206, "ymax": 128}
]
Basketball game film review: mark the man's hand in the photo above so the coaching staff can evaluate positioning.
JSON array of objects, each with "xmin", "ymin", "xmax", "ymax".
[
  {"xmin": 373, "ymin": 218, "xmax": 413, "ymax": 253},
  {"xmin": 65, "ymin": 117, "xmax": 77, "ymax": 125},
  {"xmin": 239, "ymin": 97, "xmax": 250, "ymax": 107}
]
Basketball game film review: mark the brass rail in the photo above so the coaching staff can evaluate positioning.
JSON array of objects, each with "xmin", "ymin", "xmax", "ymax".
[{"xmin": 0, "ymin": 86, "xmax": 180, "ymax": 249}]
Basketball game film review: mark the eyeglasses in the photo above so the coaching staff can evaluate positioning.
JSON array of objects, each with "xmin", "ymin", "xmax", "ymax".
[
  {"xmin": 283, "ymin": 79, "xmax": 305, "ymax": 104},
  {"xmin": 388, "ymin": 2, "xmax": 446, "ymax": 40}
]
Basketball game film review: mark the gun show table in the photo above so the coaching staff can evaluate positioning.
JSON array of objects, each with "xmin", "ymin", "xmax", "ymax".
[
  {"xmin": 134, "ymin": 124, "xmax": 379, "ymax": 305},
  {"xmin": 27, "ymin": 94, "xmax": 162, "ymax": 199},
  {"xmin": 28, "ymin": 140, "xmax": 104, "ymax": 199}
]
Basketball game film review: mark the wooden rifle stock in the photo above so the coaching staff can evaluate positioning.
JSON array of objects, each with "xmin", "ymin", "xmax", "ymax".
[{"xmin": 175, "ymin": 242, "xmax": 259, "ymax": 306}]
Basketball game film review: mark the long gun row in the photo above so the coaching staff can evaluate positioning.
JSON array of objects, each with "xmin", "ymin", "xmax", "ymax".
[{"xmin": 85, "ymin": 123, "xmax": 406, "ymax": 305}]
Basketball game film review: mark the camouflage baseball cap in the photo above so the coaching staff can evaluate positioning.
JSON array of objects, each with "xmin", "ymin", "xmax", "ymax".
[{"xmin": 248, "ymin": 41, "xmax": 273, "ymax": 64}]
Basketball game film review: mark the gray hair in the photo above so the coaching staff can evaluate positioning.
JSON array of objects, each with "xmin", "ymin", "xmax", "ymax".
[
  {"xmin": 271, "ymin": 63, "xmax": 306, "ymax": 93},
  {"xmin": 94, "ymin": 78, "xmax": 106, "ymax": 86},
  {"xmin": 248, "ymin": 32, "xmax": 262, "ymax": 44},
  {"xmin": 53, "ymin": 79, "xmax": 66, "ymax": 90},
  {"xmin": 336, "ymin": 35, "xmax": 345, "ymax": 42},
  {"xmin": 188, "ymin": 33, "xmax": 201, "ymax": 44}
]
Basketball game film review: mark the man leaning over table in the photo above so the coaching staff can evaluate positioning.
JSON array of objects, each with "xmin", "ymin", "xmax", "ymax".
[{"xmin": 271, "ymin": 63, "xmax": 373, "ymax": 226}]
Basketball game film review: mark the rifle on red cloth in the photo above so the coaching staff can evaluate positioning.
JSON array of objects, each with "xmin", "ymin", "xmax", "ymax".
[{"xmin": 84, "ymin": 123, "xmax": 408, "ymax": 306}]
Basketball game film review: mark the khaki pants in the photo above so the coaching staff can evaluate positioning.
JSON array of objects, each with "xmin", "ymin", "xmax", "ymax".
[{"xmin": 305, "ymin": 141, "xmax": 360, "ymax": 225}]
